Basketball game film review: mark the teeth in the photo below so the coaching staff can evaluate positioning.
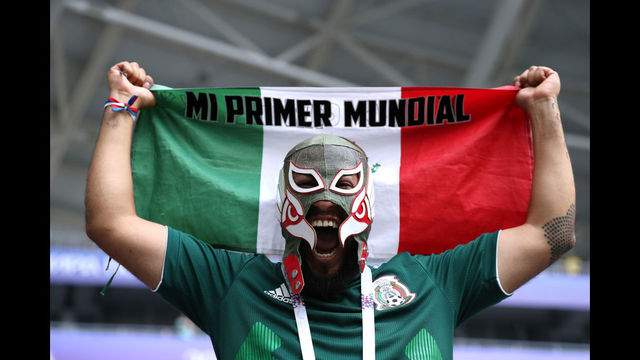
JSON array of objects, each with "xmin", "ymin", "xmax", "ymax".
[
  {"xmin": 314, "ymin": 248, "xmax": 337, "ymax": 258},
  {"xmin": 311, "ymin": 219, "xmax": 339, "ymax": 228}
]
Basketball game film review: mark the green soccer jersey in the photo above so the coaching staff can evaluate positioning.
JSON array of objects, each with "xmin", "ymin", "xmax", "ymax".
[{"xmin": 155, "ymin": 227, "xmax": 510, "ymax": 360}]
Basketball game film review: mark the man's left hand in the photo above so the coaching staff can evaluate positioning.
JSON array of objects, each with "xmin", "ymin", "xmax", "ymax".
[{"xmin": 514, "ymin": 66, "xmax": 561, "ymax": 108}]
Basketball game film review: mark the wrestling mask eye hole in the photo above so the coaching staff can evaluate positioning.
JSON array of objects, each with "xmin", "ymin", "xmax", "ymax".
[
  {"xmin": 329, "ymin": 162, "xmax": 364, "ymax": 195},
  {"xmin": 293, "ymin": 172, "xmax": 319, "ymax": 189},
  {"xmin": 335, "ymin": 174, "xmax": 359, "ymax": 189},
  {"xmin": 288, "ymin": 162, "xmax": 325, "ymax": 193}
]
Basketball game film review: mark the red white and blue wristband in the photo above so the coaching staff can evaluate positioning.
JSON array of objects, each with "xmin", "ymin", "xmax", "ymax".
[{"xmin": 104, "ymin": 95, "xmax": 140, "ymax": 121}]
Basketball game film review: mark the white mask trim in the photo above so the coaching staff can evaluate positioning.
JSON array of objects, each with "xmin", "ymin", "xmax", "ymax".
[
  {"xmin": 366, "ymin": 167, "xmax": 375, "ymax": 219},
  {"xmin": 282, "ymin": 190, "xmax": 316, "ymax": 249},
  {"xmin": 329, "ymin": 162, "xmax": 364, "ymax": 195},
  {"xmin": 338, "ymin": 189, "xmax": 371, "ymax": 245},
  {"xmin": 289, "ymin": 162, "xmax": 325, "ymax": 194}
]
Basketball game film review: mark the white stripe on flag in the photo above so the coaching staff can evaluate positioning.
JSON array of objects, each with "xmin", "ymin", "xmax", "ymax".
[{"xmin": 257, "ymin": 88, "xmax": 401, "ymax": 261}]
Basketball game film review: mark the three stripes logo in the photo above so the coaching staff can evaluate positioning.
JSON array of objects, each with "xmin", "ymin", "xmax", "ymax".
[{"xmin": 264, "ymin": 283, "xmax": 294, "ymax": 304}]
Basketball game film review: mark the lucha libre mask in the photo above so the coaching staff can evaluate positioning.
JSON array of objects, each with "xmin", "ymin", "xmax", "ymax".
[{"xmin": 277, "ymin": 134, "xmax": 375, "ymax": 295}]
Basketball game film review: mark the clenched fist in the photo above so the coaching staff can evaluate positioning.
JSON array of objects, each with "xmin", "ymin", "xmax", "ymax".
[
  {"xmin": 514, "ymin": 66, "xmax": 561, "ymax": 109},
  {"xmin": 107, "ymin": 61, "xmax": 156, "ymax": 109}
]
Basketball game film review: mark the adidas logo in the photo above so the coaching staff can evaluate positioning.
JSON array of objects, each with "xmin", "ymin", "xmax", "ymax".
[{"xmin": 264, "ymin": 283, "xmax": 294, "ymax": 304}]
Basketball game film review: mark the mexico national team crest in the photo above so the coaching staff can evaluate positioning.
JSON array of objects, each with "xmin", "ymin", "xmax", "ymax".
[{"xmin": 372, "ymin": 275, "xmax": 416, "ymax": 311}]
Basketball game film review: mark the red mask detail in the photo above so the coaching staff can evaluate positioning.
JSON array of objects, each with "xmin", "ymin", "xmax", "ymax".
[
  {"xmin": 359, "ymin": 242, "xmax": 368, "ymax": 272},
  {"xmin": 282, "ymin": 197, "xmax": 304, "ymax": 228},
  {"xmin": 283, "ymin": 254, "xmax": 304, "ymax": 295}
]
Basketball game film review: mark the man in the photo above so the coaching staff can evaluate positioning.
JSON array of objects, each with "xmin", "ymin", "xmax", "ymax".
[{"xmin": 85, "ymin": 61, "xmax": 575, "ymax": 359}]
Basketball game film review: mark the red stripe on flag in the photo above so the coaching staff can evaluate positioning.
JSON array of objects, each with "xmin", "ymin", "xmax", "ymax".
[{"xmin": 399, "ymin": 87, "xmax": 533, "ymax": 255}]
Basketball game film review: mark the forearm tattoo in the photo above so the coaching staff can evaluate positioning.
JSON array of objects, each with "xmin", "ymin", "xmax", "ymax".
[{"xmin": 543, "ymin": 203, "xmax": 576, "ymax": 263}]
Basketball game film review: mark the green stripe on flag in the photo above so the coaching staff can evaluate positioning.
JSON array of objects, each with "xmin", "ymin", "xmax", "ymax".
[{"xmin": 132, "ymin": 88, "xmax": 263, "ymax": 252}]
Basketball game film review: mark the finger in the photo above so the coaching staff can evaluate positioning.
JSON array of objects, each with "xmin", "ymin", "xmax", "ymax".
[
  {"xmin": 129, "ymin": 62, "xmax": 144, "ymax": 86},
  {"xmin": 526, "ymin": 66, "xmax": 539, "ymax": 86},
  {"xmin": 129, "ymin": 62, "xmax": 139, "ymax": 82},
  {"xmin": 114, "ymin": 62, "xmax": 135, "ymax": 80},
  {"xmin": 537, "ymin": 67, "xmax": 549, "ymax": 82},
  {"xmin": 513, "ymin": 76, "xmax": 523, "ymax": 88},
  {"xmin": 518, "ymin": 67, "xmax": 532, "ymax": 82},
  {"xmin": 138, "ymin": 67, "xmax": 147, "ymax": 85},
  {"xmin": 143, "ymin": 75, "xmax": 154, "ymax": 89},
  {"xmin": 531, "ymin": 67, "xmax": 550, "ymax": 87},
  {"xmin": 112, "ymin": 61, "xmax": 130, "ymax": 73},
  {"xmin": 516, "ymin": 69, "xmax": 529, "ymax": 87},
  {"xmin": 108, "ymin": 65, "xmax": 124, "ymax": 80},
  {"xmin": 538, "ymin": 66, "xmax": 557, "ymax": 79},
  {"xmin": 536, "ymin": 65, "xmax": 555, "ymax": 73}
]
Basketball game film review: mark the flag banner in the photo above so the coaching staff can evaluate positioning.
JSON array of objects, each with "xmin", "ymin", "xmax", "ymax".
[{"xmin": 132, "ymin": 86, "xmax": 532, "ymax": 260}]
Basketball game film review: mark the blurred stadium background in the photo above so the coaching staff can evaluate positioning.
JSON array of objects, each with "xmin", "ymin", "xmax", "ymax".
[{"xmin": 50, "ymin": 0, "xmax": 589, "ymax": 359}]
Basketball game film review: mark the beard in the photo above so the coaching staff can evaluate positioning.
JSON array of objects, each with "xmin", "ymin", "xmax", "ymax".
[{"xmin": 299, "ymin": 240, "xmax": 360, "ymax": 302}]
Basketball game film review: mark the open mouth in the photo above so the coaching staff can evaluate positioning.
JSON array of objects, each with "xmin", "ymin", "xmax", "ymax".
[{"xmin": 305, "ymin": 203, "xmax": 347, "ymax": 260}]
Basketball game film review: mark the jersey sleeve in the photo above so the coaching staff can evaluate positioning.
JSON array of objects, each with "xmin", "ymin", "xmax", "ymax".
[
  {"xmin": 154, "ymin": 226, "xmax": 256, "ymax": 333},
  {"xmin": 414, "ymin": 231, "xmax": 511, "ymax": 326}
]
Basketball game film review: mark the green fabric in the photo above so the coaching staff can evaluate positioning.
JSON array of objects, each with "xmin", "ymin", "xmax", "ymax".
[
  {"xmin": 156, "ymin": 228, "xmax": 508, "ymax": 360},
  {"xmin": 404, "ymin": 329, "xmax": 443, "ymax": 360},
  {"xmin": 132, "ymin": 88, "xmax": 263, "ymax": 252},
  {"xmin": 155, "ymin": 228, "xmax": 257, "ymax": 332},
  {"xmin": 234, "ymin": 322, "xmax": 282, "ymax": 360},
  {"xmin": 414, "ymin": 232, "xmax": 510, "ymax": 326}
]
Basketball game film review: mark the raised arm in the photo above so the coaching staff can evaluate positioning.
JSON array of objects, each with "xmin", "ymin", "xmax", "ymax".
[
  {"xmin": 85, "ymin": 61, "xmax": 167, "ymax": 289},
  {"xmin": 497, "ymin": 66, "xmax": 576, "ymax": 294}
]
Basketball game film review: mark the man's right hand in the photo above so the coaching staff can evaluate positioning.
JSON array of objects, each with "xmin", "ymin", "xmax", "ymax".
[
  {"xmin": 85, "ymin": 61, "xmax": 167, "ymax": 290},
  {"xmin": 107, "ymin": 61, "xmax": 156, "ymax": 109}
]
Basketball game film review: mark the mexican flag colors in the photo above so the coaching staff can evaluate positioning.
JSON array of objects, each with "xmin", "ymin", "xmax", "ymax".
[{"xmin": 132, "ymin": 86, "xmax": 533, "ymax": 261}]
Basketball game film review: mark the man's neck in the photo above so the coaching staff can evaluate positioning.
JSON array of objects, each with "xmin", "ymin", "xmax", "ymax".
[{"xmin": 300, "ymin": 258, "xmax": 359, "ymax": 301}]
